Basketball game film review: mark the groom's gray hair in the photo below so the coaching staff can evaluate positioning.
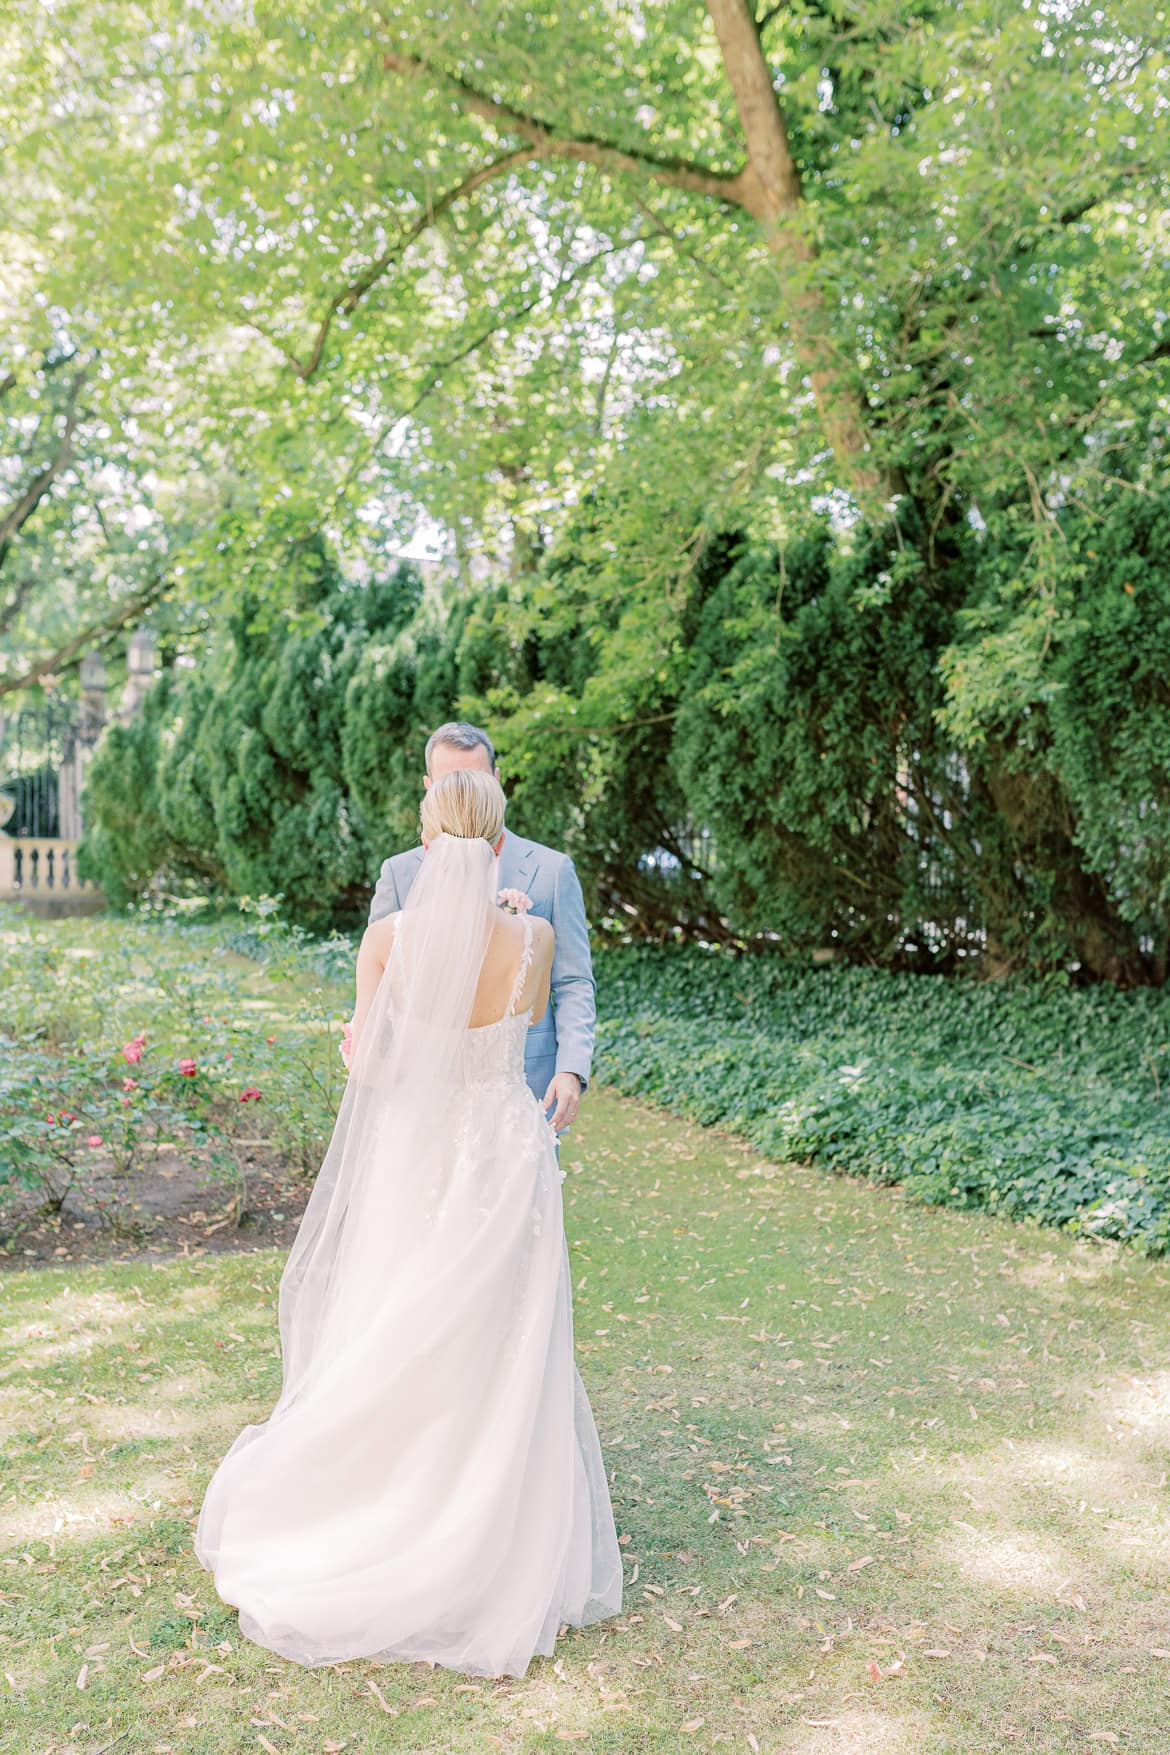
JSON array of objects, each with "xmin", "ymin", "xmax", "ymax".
[{"xmin": 424, "ymin": 720, "xmax": 496, "ymax": 774}]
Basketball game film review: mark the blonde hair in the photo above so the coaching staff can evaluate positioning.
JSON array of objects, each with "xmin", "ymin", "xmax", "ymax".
[{"xmin": 419, "ymin": 767, "xmax": 506, "ymax": 845}]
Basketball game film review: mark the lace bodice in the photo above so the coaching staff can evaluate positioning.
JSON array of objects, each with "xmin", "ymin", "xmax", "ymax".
[
  {"xmin": 460, "ymin": 914, "xmax": 535, "ymax": 1088},
  {"xmin": 460, "ymin": 1006, "xmax": 533, "ymax": 1087}
]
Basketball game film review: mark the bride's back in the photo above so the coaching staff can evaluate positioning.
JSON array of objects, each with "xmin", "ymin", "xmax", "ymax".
[{"xmin": 468, "ymin": 911, "xmax": 551, "ymax": 1027}]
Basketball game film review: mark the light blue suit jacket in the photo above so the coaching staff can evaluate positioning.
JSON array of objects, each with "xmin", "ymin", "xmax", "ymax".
[{"xmin": 367, "ymin": 831, "xmax": 596, "ymax": 1113}]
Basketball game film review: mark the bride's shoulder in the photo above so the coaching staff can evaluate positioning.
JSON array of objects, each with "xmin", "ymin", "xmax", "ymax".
[
  {"xmin": 497, "ymin": 908, "xmax": 551, "ymax": 952},
  {"xmin": 527, "ymin": 912, "xmax": 554, "ymax": 957}
]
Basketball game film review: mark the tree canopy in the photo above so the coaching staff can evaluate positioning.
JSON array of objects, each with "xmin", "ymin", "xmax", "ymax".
[{"xmin": 2, "ymin": 1, "xmax": 1167, "ymax": 975}]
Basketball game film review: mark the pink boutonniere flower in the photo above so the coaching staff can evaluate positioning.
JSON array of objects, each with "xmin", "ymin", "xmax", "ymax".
[
  {"xmin": 340, "ymin": 1019, "xmax": 353, "ymax": 1069},
  {"xmin": 497, "ymin": 888, "xmax": 533, "ymax": 915}
]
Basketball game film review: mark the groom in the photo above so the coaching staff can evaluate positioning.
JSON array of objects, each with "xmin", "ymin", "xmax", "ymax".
[{"xmin": 367, "ymin": 721, "xmax": 594, "ymax": 1134}]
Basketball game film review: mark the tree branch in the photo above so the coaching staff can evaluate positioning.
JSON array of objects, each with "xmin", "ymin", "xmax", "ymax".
[
  {"xmin": 0, "ymin": 577, "xmax": 165, "ymax": 698},
  {"xmin": 283, "ymin": 146, "xmax": 536, "ymax": 380},
  {"xmin": 627, "ymin": 190, "xmax": 739, "ymax": 292},
  {"xmin": 381, "ymin": 49, "xmax": 748, "ymax": 206},
  {"xmin": 1058, "ymin": 164, "xmax": 1155, "ymax": 224},
  {"xmin": 0, "ymin": 366, "xmax": 89, "ymax": 574},
  {"xmin": 327, "ymin": 232, "xmax": 650, "ymax": 512}
]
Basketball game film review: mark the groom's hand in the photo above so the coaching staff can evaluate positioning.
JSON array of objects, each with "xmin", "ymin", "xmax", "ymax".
[{"xmin": 543, "ymin": 1072, "xmax": 582, "ymax": 1132}]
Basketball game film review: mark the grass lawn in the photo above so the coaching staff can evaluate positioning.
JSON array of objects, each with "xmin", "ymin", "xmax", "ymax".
[{"xmin": 3, "ymin": 1079, "xmax": 1168, "ymax": 1754}]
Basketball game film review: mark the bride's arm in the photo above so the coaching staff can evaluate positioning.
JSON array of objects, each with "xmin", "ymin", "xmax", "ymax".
[{"xmin": 349, "ymin": 914, "xmax": 397, "ymax": 1064}]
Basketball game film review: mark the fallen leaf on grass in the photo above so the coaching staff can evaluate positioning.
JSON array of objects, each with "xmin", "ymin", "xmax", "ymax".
[
  {"xmin": 141, "ymin": 1665, "xmax": 166, "ymax": 1683},
  {"xmin": 922, "ymin": 1648, "xmax": 951, "ymax": 1659},
  {"xmin": 664, "ymin": 1615, "xmax": 684, "ymax": 1632},
  {"xmin": 681, "ymin": 1718, "xmax": 705, "ymax": 1734},
  {"xmin": 847, "ymin": 1555, "xmax": 875, "ymax": 1572},
  {"xmin": 1087, "ymin": 1737, "xmax": 1120, "ymax": 1746},
  {"xmin": 365, "ymin": 1678, "xmax": 396, "ymax": 1714}
]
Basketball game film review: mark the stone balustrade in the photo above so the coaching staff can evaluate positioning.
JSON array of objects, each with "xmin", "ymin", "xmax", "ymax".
[{"xmin": 0, "ymin": 836, "xmax": 99, "ymax": 903}]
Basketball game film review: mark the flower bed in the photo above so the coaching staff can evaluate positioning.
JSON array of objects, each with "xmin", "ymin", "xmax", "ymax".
[{"xmin": 0, "ymin": 901, "xmax": 351, "ymax": 1247}]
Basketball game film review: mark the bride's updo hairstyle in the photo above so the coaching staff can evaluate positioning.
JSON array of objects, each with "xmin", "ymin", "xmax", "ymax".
[{"xmin": 419, "ymin": 767, "xmax": 506, "ymax": 847}]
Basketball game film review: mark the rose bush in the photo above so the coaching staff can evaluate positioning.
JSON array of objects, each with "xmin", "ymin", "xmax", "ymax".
[{"xmin": 0, "ymin": 899, "xmax": 352, "ymax": 1228}]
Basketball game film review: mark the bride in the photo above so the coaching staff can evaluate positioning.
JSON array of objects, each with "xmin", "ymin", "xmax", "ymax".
[{"xmin": 194, "ymin": 768, "xmax": 624, "ymax": 1678}]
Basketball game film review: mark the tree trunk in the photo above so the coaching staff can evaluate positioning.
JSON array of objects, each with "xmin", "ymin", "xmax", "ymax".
[
  {"xmin": 981, "ymin": 756, "xmax": 1152, "ymax": 985},
  {"xmin": 705, "ymin": 0, "xmax": 890, "ymax": 500}
]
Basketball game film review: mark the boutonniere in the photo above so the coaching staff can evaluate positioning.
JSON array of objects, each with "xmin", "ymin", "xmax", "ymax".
[{"xmin": 497, "ymin": 887, "xmax": 533, "ymax": 915}]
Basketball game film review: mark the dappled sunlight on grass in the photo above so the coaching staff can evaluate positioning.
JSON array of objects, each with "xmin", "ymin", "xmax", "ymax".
[
  {"xmin": 772, "ymin": 1706, "xmax": 934, "ymax": 1754},
  {"xmin": 998, "ymin": 1436, "xmax": 1154, "ymax": 1503},
  {"xmin": 6, "ymin": 1079, "xmax": 1170, "ymax": 1750},
  {"xmin": 1003, "ymin": 1245, "xmax": 1143, "ymax": 1293},
  {"xmin": 3, "ymin": 1285, "xmax": 148, "ymax": 1343},
  {"xmin": 936, "ymin": 1523, "xmax": 1084, "ymax": 1599},
  {"xmin": 1095, "ymin": 1367, "xmax": 1170, "ymax": 1441},
  {"xmin": 0, "ymin": 1474, "xmax": 189, "ymax": 1545},
  {"xmin": 80, "ymin": 1399, "xmax": 212, "ymax": 1443}
]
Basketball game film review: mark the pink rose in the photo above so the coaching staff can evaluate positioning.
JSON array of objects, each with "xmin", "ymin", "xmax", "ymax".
[
  {"xmin": 45, "ymin": 1111, "xmax": 56, "ymax": 1124},
  {"xmin": 238, "ymin": 1086, "xmax": 262, "ymax": 1103},
  {"xmin": 121, "ymin": 1031, "xmax": 146, "ymax": 1065},
  {"xmin": 497, "ymin": 888, "xmax": 533, "ymax": 915},
  {"xmin": 122, "ymin": 1077, "xmax": 137, "ymax": 1092},
  {"xmin": 87, "ymin": 1134, "xmax": 103, "ymax": 1148},
  {"xmin": 178, "ymin": 1057, "xmax": 198, "ymax": 1077},
  {"xmin": 339, "ymin": 1020, "xmax": 353, "ymax": 1069}
]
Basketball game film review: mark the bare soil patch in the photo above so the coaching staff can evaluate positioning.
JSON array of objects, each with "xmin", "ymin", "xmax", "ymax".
[{"xmin": 0, "ymin": 1146, "xmax": 311, "ymax": 1270}]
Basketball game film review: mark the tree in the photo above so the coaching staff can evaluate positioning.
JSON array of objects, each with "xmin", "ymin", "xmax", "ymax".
[
  {"xmin": 3, "ymin": 0, "xmax": 1162, "ymax": 584},
  {"xmin": 80, "ymin": 549, "xmax": 429, "ymax": 928},
  {"xmin": 4, "ymin": 1, "xmax": 1168, "ymax": 976}
]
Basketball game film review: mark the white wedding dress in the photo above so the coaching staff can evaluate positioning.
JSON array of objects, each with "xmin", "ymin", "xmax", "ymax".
[{"xmin": 194, "ymin": 847, "xmax": 623, "ymax": 1679}]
